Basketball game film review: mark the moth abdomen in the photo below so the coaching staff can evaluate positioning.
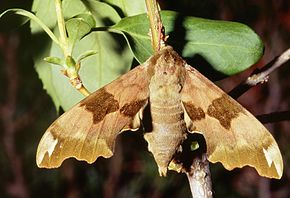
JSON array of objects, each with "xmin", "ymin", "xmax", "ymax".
[
  {"xmin": 150, "ymin": 103, "xmax": 184, "ymax": 123},
  {"xmin": 144, "ymin": 103, "xmax": 187, "ymax": 176}
]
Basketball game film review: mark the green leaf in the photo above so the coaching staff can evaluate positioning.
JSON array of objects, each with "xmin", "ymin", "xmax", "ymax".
[
  {"xmin": 44, "ymin": 56, "xmax": 64, "ymax": 66},
  {"xmin": 66, "ymin": 14, "xmax": 95, "ymax": 53},
  {"xmin": 104, "ymin": 0, "xmax": 147, "ymax": 16},
  {"xmin": 75, "ymin": 13, "xmax": 96, "ymax": 28},
  {"xmin": 111, "ymin": 10, "xmax": 264, "ymax": 76},
  {"xmin": 77, "ymin": 50, "xmax": 98, "ymax": 63},
  {"xmin": 31, "ymin": 0, "xmax": 57, "ymax": 32},
  {"xmin": 31, "ymin": 0, "xmax": 133, "ymax": 111},
  {"xmin": 81, "ymin": 0, "xmax": 122, "ymax": 25}
]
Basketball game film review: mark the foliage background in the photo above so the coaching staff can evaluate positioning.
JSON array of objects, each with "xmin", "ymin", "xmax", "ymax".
[{"xmin": 0, "ymin": 0, "xmax": 290, "ymax": 197}]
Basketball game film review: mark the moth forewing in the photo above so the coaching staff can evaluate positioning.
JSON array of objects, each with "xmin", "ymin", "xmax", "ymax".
[
  {"xmin": 36, "ymin": 65, "xmax": 150, "ymax": 168},
  {"xmin": 181, "ymin": 64, "xmax": 283, "ymax": 179}
]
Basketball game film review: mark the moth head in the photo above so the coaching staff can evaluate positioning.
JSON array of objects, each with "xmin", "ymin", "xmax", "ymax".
[{"xmin": 148, "ymin": 46, "xmax": 186, "ymax": 86}]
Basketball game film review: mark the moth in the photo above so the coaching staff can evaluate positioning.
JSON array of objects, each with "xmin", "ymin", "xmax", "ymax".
[{"xmin": 36, "ymin": 46, "xmax": 283, "ymax": 179}]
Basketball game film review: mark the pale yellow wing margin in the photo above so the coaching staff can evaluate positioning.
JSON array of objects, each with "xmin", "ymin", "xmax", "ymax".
[
  {"xmin": 181, "ymin": 64, "xmax": 283, "ymax": 179},
  {"xmin": 36, "ymin": 64, "xmax": 150, "ymax": 168}
]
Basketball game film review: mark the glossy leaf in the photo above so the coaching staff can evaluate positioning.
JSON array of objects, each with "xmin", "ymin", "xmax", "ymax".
[{"xmin": 111, "ymin": 10, "xmax": 264, "ymax": 75}]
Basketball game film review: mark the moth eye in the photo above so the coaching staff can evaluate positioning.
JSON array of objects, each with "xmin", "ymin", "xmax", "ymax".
[{"xmin": 163, "ymin": 71, "xmax": 168, "ymax": 75}]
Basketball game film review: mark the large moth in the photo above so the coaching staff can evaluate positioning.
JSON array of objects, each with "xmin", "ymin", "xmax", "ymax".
[{"xmin": 36, "ymin": 46, "xmax": 283, "ymax": 179}]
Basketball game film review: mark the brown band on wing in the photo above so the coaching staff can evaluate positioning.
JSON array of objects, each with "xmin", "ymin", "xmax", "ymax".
[
  {"xmin": 120, "ymin": 99, "xmax": 147, "ymax": 117},
  {"xmin": 183, "ymin": 102, "xmax": 206, "ymax": 121},
  {"xmin": 207, "ymin": 94, "xmax": 244, "ymax": 130},
  {"xmin": 80, "ymin": 88, "xmax": 119, "ymax": 124}
]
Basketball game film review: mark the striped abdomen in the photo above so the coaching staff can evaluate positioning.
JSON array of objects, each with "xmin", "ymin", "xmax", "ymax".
[{"xmin": 144, "ymin": 100, "xmax": 187, "ymax": 176}]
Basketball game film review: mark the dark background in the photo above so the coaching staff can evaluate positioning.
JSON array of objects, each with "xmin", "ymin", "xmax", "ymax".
[{"xmin": 0, "ymin": 0, "xmax": 290, "ymax": 197}]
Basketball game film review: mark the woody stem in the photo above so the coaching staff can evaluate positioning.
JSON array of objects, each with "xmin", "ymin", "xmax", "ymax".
[{"xmin": 145, "ymin": 0, "xmax": 166, "ymax": 52}]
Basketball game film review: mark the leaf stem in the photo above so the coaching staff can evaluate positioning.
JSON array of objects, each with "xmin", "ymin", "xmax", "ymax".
[
  {"xmin": 145, "ymin": 0, "xmax": 165, "ymax": 52},
  {"xmin": 54, "ymin": 0, "xmax": 70, "ymax": 57},
  {"xmin": 0, "ymin": 9, "xmax": 60, "ymax": 46}
]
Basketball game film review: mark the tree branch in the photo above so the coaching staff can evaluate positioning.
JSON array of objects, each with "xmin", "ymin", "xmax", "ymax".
[{"xmin": 229, "ymin": 48, "xmax": 290, "ymax": 99}]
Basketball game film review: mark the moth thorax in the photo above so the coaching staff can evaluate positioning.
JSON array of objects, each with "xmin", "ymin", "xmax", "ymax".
[
  {"xmin": 149, "ymin": 75, "xmax": 183, "ymax": 105},
  {"xmin": 149, "ymin": 85, "xmax": 182, "ymax": 105}
]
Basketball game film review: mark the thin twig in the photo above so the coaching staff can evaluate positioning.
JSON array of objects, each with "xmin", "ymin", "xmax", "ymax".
[
  {"xmin": 186, "ymin": 154, "xmax": 213, "ymax": 198},
  {"xmin": 257, "ymin": 111, "xmax": 290, "ymax": 124},
  {"xmin": 229, "ymin": 48, "xmax": 290, "ymax": 99},
  {"xmin": 53, "ymin": 0, "xmax": 91, "ymax": 96}
]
